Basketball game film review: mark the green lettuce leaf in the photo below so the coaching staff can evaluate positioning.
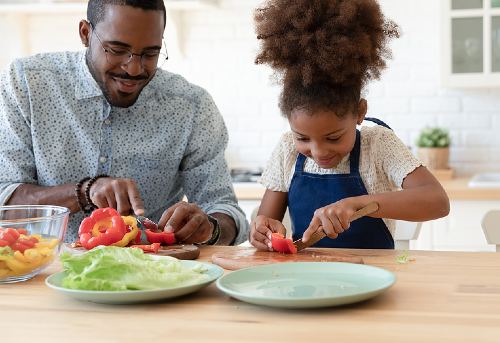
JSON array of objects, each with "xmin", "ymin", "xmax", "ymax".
[{"xmin": 60, "ymin": 246, "xmax": 209, "ymax": 291}]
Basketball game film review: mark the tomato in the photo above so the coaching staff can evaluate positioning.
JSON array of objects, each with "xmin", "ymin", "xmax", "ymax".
[{"xmin": 271, "ymin": 233, "xmax": 297, "ymax": 254}]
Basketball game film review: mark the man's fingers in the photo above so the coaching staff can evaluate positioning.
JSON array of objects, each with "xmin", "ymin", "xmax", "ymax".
[
  {"xmin": 175, "ymin": 213, "xmax": 206, "ymax": 243},
  {"xmin": 164, "ymin": 205, "xmax": 189, "ymax": 233},
  {"xmin": 127, "ymin": 183, "xmax": 144, "ymax": 216}
]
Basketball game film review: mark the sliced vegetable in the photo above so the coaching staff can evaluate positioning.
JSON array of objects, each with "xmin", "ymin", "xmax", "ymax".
[
  {"xmin": 129, "ymin": 243, "xmax": 161, "ymax": 254},
  {"xmin": 144, "ymin": 230, "xmax": 176, "ymax": 245},
  {"xmin": 59, "ymin": 246, "xmax": 209, "ymax": 291},
  {"xmin": 111, "ymin": 216, "xmax": 140, "ymax": 247},
  {"xmin": 78, "ymin": 208, "xmax": 127, "ymax": 250},
  {"xmin": 271, "ymin": 233, "xmax": 297, "ymax": 254}
]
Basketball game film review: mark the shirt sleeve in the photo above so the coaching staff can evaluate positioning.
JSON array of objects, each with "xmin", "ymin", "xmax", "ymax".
[
  {"xmin": 0, "ymin": 60, "xmax": 37, "ymax": 205},
  {"xmin": 180, "ymin": 89, "xmax": 249, "ymax": 245},
  {"xmin": 259, "ymin": 132, "xmax": 296, "ymax": 192},
  {"xmin": 375, "ymin": 126, "xmax": 422, "ymax": 188}
]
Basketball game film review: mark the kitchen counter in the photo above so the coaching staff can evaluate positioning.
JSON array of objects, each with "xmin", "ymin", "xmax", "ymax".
[
  {"xmin": 2, "ymin": 246, "xmax": 500, "ymax": 342},
  {"xmin": 234, "ymin": 177, "xmax": 500, "ymax": 201}
]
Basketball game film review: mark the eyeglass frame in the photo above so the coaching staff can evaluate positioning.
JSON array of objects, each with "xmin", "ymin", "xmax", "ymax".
[{"xmin": 88, "ymin": 21, "xmax": 168, "ymax": 69}]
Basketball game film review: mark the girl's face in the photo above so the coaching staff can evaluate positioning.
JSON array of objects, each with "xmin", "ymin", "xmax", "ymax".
[{"xmin": 289, "ymin": 101, "xmax": 367, "ymax": 169}]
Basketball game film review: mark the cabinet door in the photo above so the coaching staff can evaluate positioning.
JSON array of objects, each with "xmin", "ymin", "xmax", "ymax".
[
  {"xmin": 413, "ymin": 200, "xmax": 500, "ymax": 251},
  {"xmin": 442, "ymin": 0, "xmax": 500, "ymax": 86}
]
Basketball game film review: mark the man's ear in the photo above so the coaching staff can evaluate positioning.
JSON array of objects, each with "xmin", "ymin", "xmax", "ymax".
[
  {"xmin": 356, "ymin": 99, "xmax": 368, "ymax": 125},
  {"xmin": 79, "ymin": 20, "xmax": 91, "ymax": 47}
]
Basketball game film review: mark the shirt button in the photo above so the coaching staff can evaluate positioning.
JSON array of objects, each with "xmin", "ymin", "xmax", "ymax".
[
  {"xmin": 104, "ymin": 119, "xmax": 111, "ymax": 125},
  {"xmin": 99, "ymin": 156, "xmax": 107, "ymax": 164}
]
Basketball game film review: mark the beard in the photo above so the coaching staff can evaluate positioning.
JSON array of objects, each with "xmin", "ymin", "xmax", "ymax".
[{"xmin": 85, "ymin": 51, "xmax": 153, "ymax": 108}]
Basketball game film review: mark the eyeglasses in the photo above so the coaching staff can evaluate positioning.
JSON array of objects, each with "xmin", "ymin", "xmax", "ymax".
[{"xmin": 89, "ymin": 22, "xmax": 168, "ymax": 69}]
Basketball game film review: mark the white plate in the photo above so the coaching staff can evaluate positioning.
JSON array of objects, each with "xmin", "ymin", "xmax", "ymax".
[
  {"xmin": 45, "ymin": 260, "xmax": 223, "ymax": 304},
  {"xmin": 216, "ymin": 262, "xmax": 396, "ymax": 309}
]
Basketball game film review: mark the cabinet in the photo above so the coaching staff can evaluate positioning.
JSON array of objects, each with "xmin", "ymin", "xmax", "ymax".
[
  {"xmin": 412, "ymin": 200, "xmax": 500, "ymax": 252},
  {"xmin": 442, "ymin": 0, "xmax": 500, "ymax": 87}
]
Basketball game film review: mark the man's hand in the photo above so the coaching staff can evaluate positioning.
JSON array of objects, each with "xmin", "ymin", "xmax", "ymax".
[
  {"xmin": 87, "ymin": 177, "xmax": 144, "ymax": 216},
  {"xmin": 157, "ymin": 202, "xmax": 214, "ymax": 244}
]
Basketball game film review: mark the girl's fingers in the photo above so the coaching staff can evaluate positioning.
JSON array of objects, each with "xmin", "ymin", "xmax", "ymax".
[{"xmin": 303, "ymin": 216, "xmax": 321, "ymax": 242}]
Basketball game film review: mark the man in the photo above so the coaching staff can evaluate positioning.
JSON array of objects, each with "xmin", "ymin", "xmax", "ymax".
[{"xmin": 0, "ymin": 0, "xmax": 248, "ymax": 245}]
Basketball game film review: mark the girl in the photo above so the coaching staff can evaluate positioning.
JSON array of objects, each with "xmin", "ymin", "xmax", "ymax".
[{"xmin": 250, "ymin": 0, "xmax": 450, "ymax": 251}]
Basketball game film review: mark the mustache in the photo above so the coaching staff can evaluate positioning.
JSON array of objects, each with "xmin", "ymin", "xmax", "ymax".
[{"xmin": 108, "ymin": 72, "xmax": 148, "ymax": 81}]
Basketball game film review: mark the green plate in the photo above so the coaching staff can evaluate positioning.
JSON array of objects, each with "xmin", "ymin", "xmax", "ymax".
[
  {"xmin": 216, "ymin": 262, "xmax": 395, "ymax": 308},
  {"xmin": 45, "ymin": 260, "xmax": 223, "ymax": 304}
]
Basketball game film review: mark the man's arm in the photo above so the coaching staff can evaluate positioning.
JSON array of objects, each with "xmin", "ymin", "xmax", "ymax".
[
  {"xmin": 179, "ymin": 89, "xmax": 249, "ymax": 245},
  {"xmin": 7, "ymin": 184, "xmax": 80, "ymax": 212}
]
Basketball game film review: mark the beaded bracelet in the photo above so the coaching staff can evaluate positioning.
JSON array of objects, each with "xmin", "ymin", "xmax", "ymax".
[
  {"xmin": 75, "ymin": 177, "xmax": 92, "ymax": 214},
  {"xmin": 84, "ymin": 174, "xmax": 109, "ymax": 213}
]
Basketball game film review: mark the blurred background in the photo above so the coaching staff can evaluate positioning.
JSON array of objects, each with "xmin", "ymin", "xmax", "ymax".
[{"xmin": 1, "ymin": 0, "xmax": 500, "ymax": 251}]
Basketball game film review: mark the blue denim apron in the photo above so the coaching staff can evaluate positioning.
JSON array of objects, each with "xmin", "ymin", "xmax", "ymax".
[{"xmin": 287, "ymin": 118, "xmax": 394, "ymax": 249}]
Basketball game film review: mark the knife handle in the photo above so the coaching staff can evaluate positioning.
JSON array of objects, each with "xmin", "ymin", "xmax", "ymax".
[
  {"xmin": 350, "ymin": 202, "xmax": 379, "ymax": 222},
  {"xmin": 295, "ymin": 202, "xmax": 380, "ymax": 250}
]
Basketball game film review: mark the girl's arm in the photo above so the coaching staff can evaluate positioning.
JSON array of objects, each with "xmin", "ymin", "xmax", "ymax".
[
  {"xmin": 257, "ymin": 189, "xmax": 288, "ymax": 220},
  {"xmin": 250, "ymin": 190, "xmax": 289, "ymax": 251},
  {"xmin": 355, "ymin": 165, "xmax": 450, "ymax": 221}
]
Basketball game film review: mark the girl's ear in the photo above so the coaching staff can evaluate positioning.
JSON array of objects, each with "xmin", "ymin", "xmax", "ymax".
[{"xmin": 356, "ymin": 99, "xmax": 368, "ymax": 125}]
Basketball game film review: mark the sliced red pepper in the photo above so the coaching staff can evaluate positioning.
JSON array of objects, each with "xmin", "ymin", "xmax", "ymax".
[
  {"xmin": 78, "ymin": 208, "xmax": 127, "ymax": 250},
  {"xmin": 141, "ymin": 218, "xmax": 158, "ymax": 232},
  {"xmin": 130, "ymin": 243, "xmax": 161, "ymax": 254},
  {"xmin": 271, "ymin": 233, "xmax": 297, "ymax": 254},
  {"xmin": 0, "ymin": 228, "xmax": 20, "ymax": 245},
  {"xmin": 0, "ymin": 239, "xmax": 9, "ymax": 247},
  {"xmin": 16, "ymin": 228, "xmax": 28, "ymax": 235},
  {"xmin": 10, "ymin": 238, "xmax": 36, "ymax": 253},
  {"xmin": 145, "ymin": 230, "xmax": 176, "ymax": 245}
]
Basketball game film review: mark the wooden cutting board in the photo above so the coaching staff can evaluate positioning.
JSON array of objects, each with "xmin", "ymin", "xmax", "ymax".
[
  {"xmin": 62, "ymin": 244, "xmax": 200, "ymax": 260},
  {"xmin": 212, "ymin": 247, "xmax": 364, "ymax": 270}
]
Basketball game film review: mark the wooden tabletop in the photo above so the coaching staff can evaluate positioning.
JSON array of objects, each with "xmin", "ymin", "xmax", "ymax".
[{"xmin": 1, "ymin": 246, "xmax": 500, "ymax": 342}]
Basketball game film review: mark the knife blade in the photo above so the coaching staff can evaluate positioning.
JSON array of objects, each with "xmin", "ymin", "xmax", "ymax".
[{"xmin": 293, "ymin": 202, "xmax": 380, "ymax": 251}]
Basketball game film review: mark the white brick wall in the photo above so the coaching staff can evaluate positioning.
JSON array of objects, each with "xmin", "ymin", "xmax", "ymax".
[{"xmin": 1, "ymin": 0, "xmax": 500, "ymax": 175}]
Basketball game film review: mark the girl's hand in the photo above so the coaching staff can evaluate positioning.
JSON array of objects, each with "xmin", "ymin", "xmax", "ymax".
[
  {"xmin": 302, "ymin": 198, "xmax": 361, "ymax": 243},
  {"xmin": 250, "ymin": 215, "xmax": 287, "ymax": 251}
]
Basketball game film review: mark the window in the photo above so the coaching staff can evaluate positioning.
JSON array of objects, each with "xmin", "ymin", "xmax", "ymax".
[{"xmin": 442, "ymin": 0, "xmax": 500, "ymax": 86}]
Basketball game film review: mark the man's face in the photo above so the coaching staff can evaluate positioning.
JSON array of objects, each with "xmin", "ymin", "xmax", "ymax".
[{"xmin": 81, "ymin": 5, "xmax": 165, "ymax": 108}]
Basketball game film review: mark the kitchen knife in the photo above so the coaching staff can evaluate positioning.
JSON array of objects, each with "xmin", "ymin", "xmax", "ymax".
[{"xmin": 293, "ymin": 202, "xmax": 380, "ymax": 251}]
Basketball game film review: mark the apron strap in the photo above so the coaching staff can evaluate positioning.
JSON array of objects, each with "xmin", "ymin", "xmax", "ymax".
[
  {"xmin": 349, "ymin": 130, "xmax": 361, "ymax": 175},
  {"xmin": 364, "ymin": 117, "xmax": 392, "ymax": 130},
  {"xmin": 295, "ymin": 153, "xmax": 307, "ymax": 172}
]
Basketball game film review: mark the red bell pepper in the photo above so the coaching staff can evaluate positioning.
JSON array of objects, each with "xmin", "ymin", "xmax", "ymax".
[
  {"xmin": 144, "ymin": 229, "xmax": 176, "ymax": 245},
  {"xmin": 0, "ymin": 228, "xmax": 20, "ymax": 245},
  {"xmin": 271, "ymin": 233, "xmax": 297, "ymax": 254},
  {"xmin": 130, "ymin": 243, "xmax": 161, "ymax": 254},
  {"xmin": 78, "ymin": 208, "xmax": 127, "ymax": 250}
]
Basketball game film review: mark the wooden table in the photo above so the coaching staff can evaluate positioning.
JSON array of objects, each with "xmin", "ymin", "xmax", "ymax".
[{"xmin": 1, "ymin": 246, "xmax": 500, "ymax": 342}]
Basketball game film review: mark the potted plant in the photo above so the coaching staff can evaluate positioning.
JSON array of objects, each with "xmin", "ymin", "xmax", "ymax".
[{"xmin": 416, "ymin": 127, "xmax": 451, "ymax": 170}]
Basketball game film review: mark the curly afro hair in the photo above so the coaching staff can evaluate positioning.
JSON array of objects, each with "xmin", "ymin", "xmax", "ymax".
[{"xmin": 254, "ymin": 0, "xmax": 399, "ymax": 118}]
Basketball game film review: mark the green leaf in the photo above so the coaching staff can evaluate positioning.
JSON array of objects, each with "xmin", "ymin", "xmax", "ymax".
[
  {"xmin": 60, "ymin": 246, "xmax": 209, "ymax": 291},
  {"xmin": 395, "ymin": 251, "xmax": 410, "ymax": 264}
]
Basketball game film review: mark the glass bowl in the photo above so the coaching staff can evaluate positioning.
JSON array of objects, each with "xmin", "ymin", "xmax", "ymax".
[{"xmin": 0, "ymin": 205, "xmax": 69, "ymax": 283}]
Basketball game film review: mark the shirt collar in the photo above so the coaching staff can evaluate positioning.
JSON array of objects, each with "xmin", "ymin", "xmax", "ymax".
[{"xmin": 74, "ymin": 51, "xmax": 104, "ymax": 100}]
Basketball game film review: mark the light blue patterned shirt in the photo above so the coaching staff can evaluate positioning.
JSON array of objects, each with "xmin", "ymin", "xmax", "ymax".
[{"xmin": 0, "ymin": 51, "xmax": 249, "ymax": 244}]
